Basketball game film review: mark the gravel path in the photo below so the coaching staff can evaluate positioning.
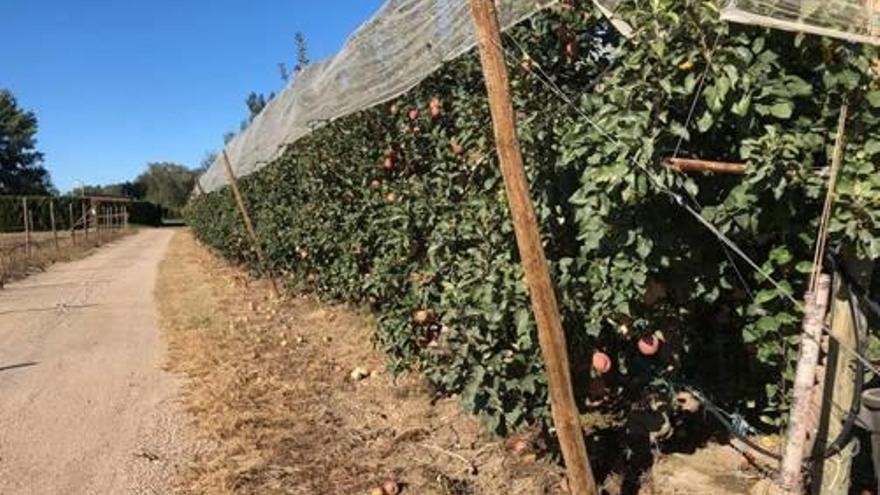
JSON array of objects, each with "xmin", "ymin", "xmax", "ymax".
[{"xmin": 0, "ymin": 229, "xmax": 193, "ymax": 495}]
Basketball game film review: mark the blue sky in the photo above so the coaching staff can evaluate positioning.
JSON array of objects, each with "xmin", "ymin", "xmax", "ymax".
[{"xmin": 1, "ymin": 1, "xmax": 384, "ymax": 193}]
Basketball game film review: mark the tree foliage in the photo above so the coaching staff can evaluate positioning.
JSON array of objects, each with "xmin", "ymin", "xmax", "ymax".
[
  {"xmin": 187, "ymin": 0, "xmax": 880, "ymax": 434},
  {"xmin": 0, "ymin": 89, "xmax": 52, "ymax": 195},
  {"xmin": 83, "ymin": 162, "xmax": 197, "ymax": 210}
]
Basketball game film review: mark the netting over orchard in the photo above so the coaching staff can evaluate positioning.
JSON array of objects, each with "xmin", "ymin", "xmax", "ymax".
[
  {"xmin": 196, "ymin": 0, "xmax": 880, "ymax": 194},
  {"xmin": 197, "ymin": 0, "xmax": 555, "ymax": 193},
  {"xmin": 722, "ymin": 0, "xmax": 880, "ymax": 45}
]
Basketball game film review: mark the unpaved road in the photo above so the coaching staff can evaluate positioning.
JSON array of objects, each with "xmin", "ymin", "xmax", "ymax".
[{"xmin": 0, "ymin": 229, "xmax": 192, "ymax": 494}]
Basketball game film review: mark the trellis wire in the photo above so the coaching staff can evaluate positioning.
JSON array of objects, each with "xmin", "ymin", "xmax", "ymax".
[{"xmin": 498, "ymin": 31, "xmax": 880, "ymax": 379}]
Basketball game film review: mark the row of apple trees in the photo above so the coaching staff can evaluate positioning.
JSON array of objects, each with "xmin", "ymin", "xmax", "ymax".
[{"xmin": 187, "ymin": 0, "xmax": 880, "ymax": 433}]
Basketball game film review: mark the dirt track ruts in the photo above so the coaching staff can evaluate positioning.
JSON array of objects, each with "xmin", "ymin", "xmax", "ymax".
[{"xmin": 0, "ymin": 228, "xmax": 193, "ymax": 495}]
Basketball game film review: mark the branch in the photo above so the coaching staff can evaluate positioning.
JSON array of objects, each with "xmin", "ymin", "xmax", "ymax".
[{"xmin": 663, "ymin": 157, "xmax": 747, "ymax": 175}]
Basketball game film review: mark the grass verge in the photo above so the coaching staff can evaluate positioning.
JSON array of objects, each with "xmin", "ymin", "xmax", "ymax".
[{"xmin": 155, "ymin": 230, "xmax": 566, "ymax": 495}]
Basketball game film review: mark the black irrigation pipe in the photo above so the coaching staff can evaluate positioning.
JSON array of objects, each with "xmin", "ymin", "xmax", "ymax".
[{"xmin": 706, "ymin": 252, "xmax": 873, "ymax": 463}]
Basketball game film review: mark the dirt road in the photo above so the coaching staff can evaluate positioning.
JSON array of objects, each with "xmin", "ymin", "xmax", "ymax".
[{"xmin": 0, "ymin": 229, "xmax": 193, "ymax": 494}]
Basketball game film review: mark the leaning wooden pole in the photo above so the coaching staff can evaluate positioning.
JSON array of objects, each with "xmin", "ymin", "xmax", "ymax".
[
  {"xmin": 467, "ymin": 1, "xmax": 597, "ymax": 494},
  {"xmin": 221, "ymin": 150, "xmax": 280, "ymax": 298}
]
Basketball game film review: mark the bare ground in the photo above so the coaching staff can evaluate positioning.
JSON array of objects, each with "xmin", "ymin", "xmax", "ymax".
[
  {"xmin": 158, "ymin": 230, "xmax": 569, "ymax": 495},
  {"xmin": 158, "ymin": 230, "xmax": 761, "ymax": 495},
  {"xmin": 0, "ymin": 229, "xmax": 130, "ymax": 286},
  {"xmin": 0, "ymin": 228, "xmax": 196, "ymax": 494}
]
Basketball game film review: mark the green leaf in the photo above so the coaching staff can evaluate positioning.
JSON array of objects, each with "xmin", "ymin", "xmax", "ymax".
[
  {"xmin": 769, "ymin": 101, "xmax": 793, "ymax": 119},
  {"xmin": 732, "ymin": 94, "xmax": 752, "ymax": 116},
  {"xmin": 795, "ymin": 261, "xmax": 814, "ymax": 274},
  {"xmin": 867, "ymin": 91, "xmax": 880, "ymax": 108},
  {"xmin": 756, "ymin": 315, "xmax": 780, "ymax": 333},
  {"xmin": 696, "ymin": 111, "xmax": 714, "ymax": 133}
]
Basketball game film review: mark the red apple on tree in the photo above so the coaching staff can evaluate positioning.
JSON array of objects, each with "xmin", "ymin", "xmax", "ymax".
[
  {"xmin": 638, "ymin": 335, "xmax": 661, "ymax": 356},
  {"xmin": 592, "ymin": 351, "xmax": 611, "ymax": 374}
]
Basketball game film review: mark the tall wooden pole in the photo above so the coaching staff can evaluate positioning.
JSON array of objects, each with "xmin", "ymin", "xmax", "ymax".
[
  {"xmin": 69, "ymin": 203, "xmax": 76, "ymax": 246},
  {"xmin": 779, "ymin": 275, "xmax": 832, "ymax": 493},
  {"xmin": 50, "ymin": 199, "xmax": 59, "ymax": 250},
  {"xmin": 82, "ymin": 202, "xmax": 89, "ymax": 241},
  {"xmin": 29, "ymin": 210, "xmax": 35, "ymax": 253},
  {"xmin": 467, "ymin": 1, "xmax": 597, "ymax": 494},
  {"xmin": 22, "ymin": 198, "xmax": 31, "ymax": 257},
  {"xmin": 221, "ymin": 150, "xmax": 280, "ymax": 298}
]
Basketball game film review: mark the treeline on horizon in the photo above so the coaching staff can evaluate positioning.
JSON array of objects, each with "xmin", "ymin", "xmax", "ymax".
[{"xmin": 0, "ymin": 88, "xmax": 199, "ymax": 210}]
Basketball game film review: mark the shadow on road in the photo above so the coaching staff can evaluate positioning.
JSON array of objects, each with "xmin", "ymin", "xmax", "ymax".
[{"xmin": 0, "ymin": 362, "xmax": 38, "ymax": 373}]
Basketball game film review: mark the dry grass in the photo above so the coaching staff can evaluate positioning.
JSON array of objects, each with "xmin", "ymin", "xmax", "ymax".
[
  {"xmin": 155, "ymin": 230, "xmax": 567, "ymax": 495},
  {"xmin": 0, "ymin": 229, "xmax": 133, "ymax": 285}
]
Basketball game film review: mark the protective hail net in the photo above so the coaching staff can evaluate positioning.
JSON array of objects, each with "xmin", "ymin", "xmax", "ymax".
[
  {"xmin": 197, "ymin": 0, "xmax": 556, "ymax": 193},
  {"xmin": 722, "ymin": 0, "xmax": 880, "ymax": 46},
  {"xmin": 197, "ymin": 0, "xmax": 880, "ymax": 193}
]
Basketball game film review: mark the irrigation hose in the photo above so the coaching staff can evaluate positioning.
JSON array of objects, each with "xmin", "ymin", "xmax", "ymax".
[{"xmin": 705, "ymin": 257, "xmax": 869, "ymax": 463}]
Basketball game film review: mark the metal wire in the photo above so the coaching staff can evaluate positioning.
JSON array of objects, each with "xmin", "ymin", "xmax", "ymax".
[{"xmin": 496, "ymin": 30, "xmax": 880, "ymax": 379}]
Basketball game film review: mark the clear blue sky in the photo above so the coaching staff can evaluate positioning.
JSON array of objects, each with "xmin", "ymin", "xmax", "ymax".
[{"xmin": 1, "ymin": 1, "xmax": 384, "ymax": 193}]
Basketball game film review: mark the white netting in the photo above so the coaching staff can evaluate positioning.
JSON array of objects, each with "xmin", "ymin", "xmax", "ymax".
[
  {"xmin": 722, "ymin": 0, "xmax": 880, "ymax": 46},
  {"xmin": 197, "ymin": 0, "xmax": 559, "ymax": 193}
]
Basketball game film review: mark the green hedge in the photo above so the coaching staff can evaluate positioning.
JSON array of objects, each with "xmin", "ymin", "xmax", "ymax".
[
  {"xmin": 0, "ymin": 196, "xmax": 90, "ymax": 232},
  {"xmin": 128, "ymin": 201, "xmax": 164, "ymax": 226},
  {"xmin": 0, "ymin": 196, "xmax": 166, "ymax": 230},
  {"xmin": 187, "ymin": 0, "xmax": 880, "ymax": 434}
]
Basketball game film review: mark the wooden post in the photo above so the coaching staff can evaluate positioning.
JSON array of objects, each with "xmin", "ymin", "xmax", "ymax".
[
  {"xmin": 811, "ymin": 268, "xmax": 869, "ymax": 495},
  {"xmin": 50, "ymin": 200, "xmax": 59, "ymax": 250},
  {"xmin": 29, "ymin": 210, "xmax": 35, "ymax": 254},
  {"xmin": 69, "ymin": 203, "xmax": 76, "ymax": 246},
  {"xmin": 221, "ymin": 150, "xmax": 280, "ymax": 298},
  {"xmin": 22, "ymin": 197, "xmax": 31, "ymax": 257},
  {"xmin": 467, "ymin": 1, "xmax": 597, "ymax": 494},
  {"xmin": 82, "ymin": 202, "xmax": 89, "ymax": 241},
  {"xmin": 779, "ymin": 275, "xmax": 832, "ymax": 493}
]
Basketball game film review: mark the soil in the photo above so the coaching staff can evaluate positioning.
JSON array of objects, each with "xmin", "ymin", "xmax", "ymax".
[
  {"xmin": 157, "ymin": 230, "xmax": 568, "ymax": 495},
  {"xmin": 0, "ymin": 227, "xmax": 765, "ymax": 495},
  {"xmin": 0, "ymin": 229, "xmax": 129, "ymax": 286},
  {"xmin": 158, "ymin": 230, "xmax": 763, "ymax": 495},
  {"xmin": 0, "ymin": 228, "xmax": 197, "ymax": 494}
]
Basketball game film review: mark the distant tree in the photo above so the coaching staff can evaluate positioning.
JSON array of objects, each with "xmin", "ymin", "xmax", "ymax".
[
  {"xmin": 294, "ymin": 31, "xmax": 310, "ymax": 74},
  {"xmin": 279, "ymin": 31, "xmax": 310, "ymax": 82},
  {"xmin": 79, "ymin": 180, "xmax": 145, "ymax": 199},
  {"xmin": 135, "ymin": 162, "xmax": 198, "ymax": 209},
  {"xmin": 0, "ymin": 90, "xmax": 52, "ymax": 195},
  {"xmin": 198, "ymin": 151, "xmax": 217, "ymax": 173},
  {"xmin": 246, "ymin": 92, "xmax": 267, "ymax": 120}
]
